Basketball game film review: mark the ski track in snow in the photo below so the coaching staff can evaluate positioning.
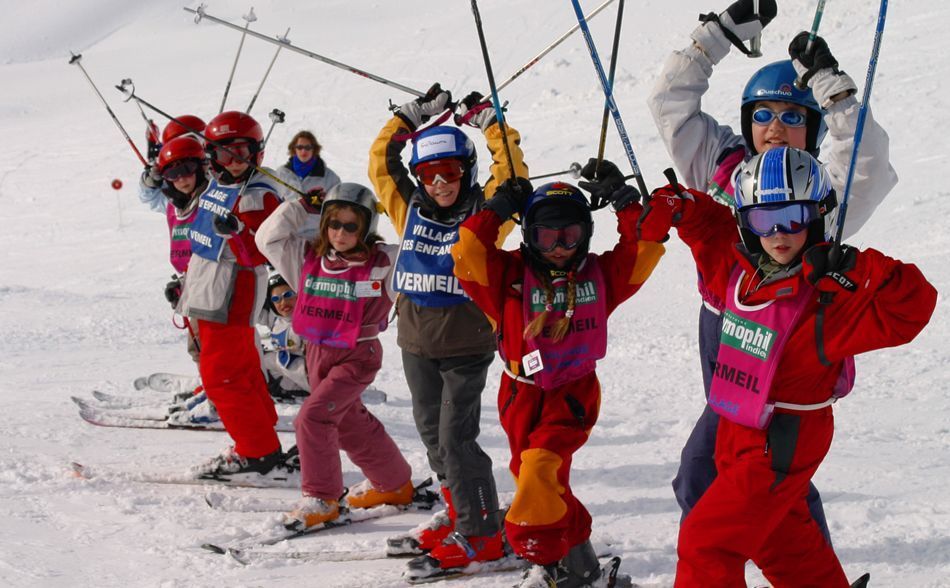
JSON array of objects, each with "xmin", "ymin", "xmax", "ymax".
[{"xmin": 0, "ymin": 0, "xmax": 948, "ymax": 586}]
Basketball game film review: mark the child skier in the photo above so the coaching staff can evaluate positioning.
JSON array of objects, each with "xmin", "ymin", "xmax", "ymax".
[
  {"xmin": 637, "ymin": 147, "xmax": 936, "ymax": 586},
  {"xmin": 646, "ymin": 0, "xmax": 898, "ymax": 538},
  {"xmin": 367, "ymin": 84, "xmax": 522, "ymax": 576},
  {"xmin": 452, "ymin": 175, "xmax": 665, "ymax": 586},
  {"xmin": 139, "ymin": 114, "xmax": 207, "ymax": 212},
  {"xmin": 260, "ymin": 272, "xmax": 310, "ymax": 403},
  {"xmin": 178, "ymin": 110, "xmax": 292, "ymax": 481},
  {"xmin": 255, "ymin": 182, "xmax": 414, "ymax": 529}
]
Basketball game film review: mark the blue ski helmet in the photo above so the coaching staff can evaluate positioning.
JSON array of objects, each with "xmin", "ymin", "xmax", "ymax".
[
  {"xmin": 409, "ymin": 126, "xmax": 478, "ymax": 190},
  {"xmin": 732, "ymin": 146, "xmax": 838, "ymax": 254},
  {"xmin": 741, "ymin": 60, "xmax": 828, "ymax": 157},
  {"xmin": 521, "ymin": 182, "xmax": 593, "ymax": 268}
]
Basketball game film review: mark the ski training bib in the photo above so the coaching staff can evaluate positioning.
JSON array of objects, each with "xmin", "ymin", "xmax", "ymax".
[
  {"xmin": 166, "ymin": 204, "xmax": 198, "ymax": 273},
  {"xmin": 292, "ymin": 250, "xmax": 385, "ymax": 349},
  {"xmin": 392, "ymin": 204, "xmax": 469, "ymax": 307},
  {"xmin": 188, "ymin": 179, "xmax": 270, "ymax": 262},
  {"xmin": 706, "ymin": 145, "xmax": 746, "ymax": 209},
  {"xmin": 520, "ymin": 256, "xmax": 608, "ymax": 390}
]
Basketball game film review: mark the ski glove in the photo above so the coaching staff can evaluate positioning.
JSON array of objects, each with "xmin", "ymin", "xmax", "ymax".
[
  {"xmin": 484, "ymin": 177, "xmax": 533, "ymax": 221},
  {"xmin": 454, "ymin": 92, "xmax": 496, "ymax": 131},
  {"xmin": 164, "ymin": 275, "xmax": 182, "ymax": 309},
  {"xmin": 789, "ymin": 32, "xmax": 857, "ymax": 107},
  {"xmin": 578, "ymin": 158, "xmax": 629, "ymax": 210},
  {"xmin": 212, "ymin": 212, "xmax": 244, "ymax": 238},
  {"xmin": 141, "ymin": 164, "xmax": 163, "ymax": 189},
  {"xmin": 395, "ymin": 83, "xmax": 452, "ymax": 131},
  {"xmin": 692, "ymin": 0, "xmax": 777, "ymax": 64},
  {"xmin": 803, "ymin": 243, "xmax": 860, "ymax": 296},
  {"xmin": 637, "ymin": 184, "xmax": 694, "ymax": 242},
  {"xmin": 300, "ymin": 187, "xmax": 324, "ymax": 214}
]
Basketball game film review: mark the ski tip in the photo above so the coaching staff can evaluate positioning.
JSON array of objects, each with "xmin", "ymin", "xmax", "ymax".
[
  {"xmin": 201, "ymin": 543, "xmax": 227, "ymax": 555},
  {"xmin": 69, "ymin": 462, "xmax": 88, "ymax": 479},
  {"xmin": 133, "ymin": 376, "xmax": 150, "ymax": 390}
]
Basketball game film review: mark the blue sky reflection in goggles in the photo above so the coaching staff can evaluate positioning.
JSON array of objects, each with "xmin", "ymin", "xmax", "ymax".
[
  {"xmin": 751, "ymin": 107, "xmax": 807, "ymax": 128},
  {"xmin": 739, "ymin": 202, "xmax": 818, "ymax": 237},
  {"xmin": 270, "ymin": 290, "xmax": 296, "ymax": 304}
]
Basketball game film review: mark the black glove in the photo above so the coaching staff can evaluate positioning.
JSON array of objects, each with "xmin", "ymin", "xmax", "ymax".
[
  {"xmin": 578, "ymin": 158, "xmax": 629, "ymax": 210},
  {"xmin": 212, "ymin": 212, "xmax": 243, "ymax": 237},
  {"xmin": 803, "ymin": 243, "xmax": 859, "ymax": 295},
  {"xmin": 789, "ymin": 31, "xmax": 840, "ymax": 87},
  {"xmin": 695, "ymin": 0, "xmax": 777, "ymax": 61},
  {"xmin": 454, "ymin": 91, "xmax": 495, "ymax": 130},
  {"xmin": 395, "ymin": 83, "xmax": 453, "ymax": 130},
  {"xmin": 266, "ymin": 374, "xmax": 285, "ymax": 397},
  {"xmin": 300, "ymin": 187, "xmax": 324, "ymax": 214},
  {"xmin": 484, "ymin": 177, "xmax": 533, "ymax": 221},
  {"xmin": 164, "ymin": 275, "xmax": 182, "ymax": 309}
]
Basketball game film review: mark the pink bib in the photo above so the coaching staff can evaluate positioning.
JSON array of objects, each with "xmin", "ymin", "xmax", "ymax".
[
  {"xmin": 166, "ymin": 204, "xmax": 197, "ymax": 274},
  {"xmin": 521, "ymin": 255, "xmax": 608, "ymax": 390},
  {"xmin": 292, "ymin": 250, "xmax": 384, "ymax": 349}
]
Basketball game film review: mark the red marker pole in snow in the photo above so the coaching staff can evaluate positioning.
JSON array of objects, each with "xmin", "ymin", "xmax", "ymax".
[{"xmin": 69, "ymin": 52, "xmax": 148, "ymax": 167}]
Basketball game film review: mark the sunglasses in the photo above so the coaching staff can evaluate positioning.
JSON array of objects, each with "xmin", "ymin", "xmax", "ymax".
[
  {"xmin": 529, "ymin": 223, "xmax": 586, "ymax": 253},
  {"xmin": 294, "ymin": 144, "xmax": 314, "ymax": 152},
  {"xmin": 751, "ymin": 107, "xmax": 808, "ymax": 128},
  {"xmin": 415, "ymin": 159, "xmax": 464, "ymax": 185},
  {"xmin": 739, "ymin": 202, "xmax": 819, "ymax": 237},
  {"xmin": 162, "ymin": 160, "xmax": 199, "ymax": 181},
  {"xmin": 211, "ymin": 142, "xmax": 253, "ymax": 165},
  {"xmin": 327, "ymin": 219, "xmax": 360, "ymax": 234},
  {"xmin": 270, "ymin": 290, "xmax": 296, "ymax": 304}
]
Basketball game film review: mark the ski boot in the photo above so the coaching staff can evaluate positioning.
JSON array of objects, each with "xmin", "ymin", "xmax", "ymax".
[
  {"xmin": 283, "ymin": 496, "xmax": 340, "ymax": 531},
  {"xmin": 404, "ymin": 530, "xmax": 506, "ymax": 583},
  {"xmin": 345, "ymin": 478, "xmax": 414, "ymax": 510},
  {"xmin": 167, "ymin": 392, "xmax": 218, "ymax": 425},
  {"xmin": 517, "ymin": 541, "xmax": 630, "ymax": 588},
  {"xmin": 386, "ymin": 485, "xmax": 456, "ymax": 556},
  {"xmin": 850, "ymin": 573, "xmax": 871, "ymax": 588},
  {"xmin": 191, "ymin": 446, "xmax": 293, "ymax": 484}
]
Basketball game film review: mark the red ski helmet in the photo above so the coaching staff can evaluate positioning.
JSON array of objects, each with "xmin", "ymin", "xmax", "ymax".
[
  {"xmin": 205, "ymin": 111, "xmax": 265, "ymax": 166},
  {"xmin": 162, "ymin": 114, "xmax": 207, "ymax": 144},
  {"xmin": 158, "ymin": 136, "xmax": 205, "ymax": 172}
]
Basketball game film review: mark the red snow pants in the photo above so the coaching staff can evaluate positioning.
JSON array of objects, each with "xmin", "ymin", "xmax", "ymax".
[
  {"xmin": 499, "ymin": 370, "xmax": 601, "ymax": 565},
  {"xmin": 297, "ymin": 339, "xmax": 411, "ymax": 500},
  {"xmin": 675, "ymin": 409, "xmax": 849, "ymax": 587},
  {"xmin": 196, "ymin": 271, "xmax": 279, "ymax": 459}
]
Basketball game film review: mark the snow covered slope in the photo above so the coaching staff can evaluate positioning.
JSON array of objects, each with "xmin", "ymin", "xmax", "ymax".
[{"xmin": 0, "ymin": 0, "xmax": 947, "ymax": 586}]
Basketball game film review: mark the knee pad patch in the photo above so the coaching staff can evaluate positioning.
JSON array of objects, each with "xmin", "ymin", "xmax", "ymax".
[{"xmin": 505, "ymin": 448, "xmax": 566, "ymax": 526}]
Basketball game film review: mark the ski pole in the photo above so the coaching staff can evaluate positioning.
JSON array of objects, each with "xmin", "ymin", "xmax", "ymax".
[
  {"xmin": 491, "ymin": 0, "xmax": 616, "ymax": 96},
  {"xmin": 186, "ymin": 4, "xmax": 425, "ymax": 97},
  {"xmin": 569, "ymin": 0, "xmax": 649, "ymax": 198},
  {"xmin": 115, "ymin": 82, "xmax": 307, "ymax": 198},
  {"xmin": 832, "ymin": 0, "xmax": 887, "ymax": 253},
  {"xmin": 219, "ymin": 7, "xmax": 257, "ymax": 114},
  {"xmin": 594, "ymin": 0, "xmax": 625, "ymax": 176},
  {"xmin": 469, "ymin": 0, "xmax": 519, "ymax": 187},
  {"xmin": 529, "ymin": 162, "xmax": 582, "ymax": 182},
  {"xmin": 69, "ymin": 52, "xmax": 148, "ymax": 167},
  {"xmin": 795, "ymin": 0, "xmax": 829, "ymax": 89},
  {"xmin": 748, "ymin": 0, "xmax": 763, "ymax": 58},
  {"xmin": 247, "ymin": 28, "xmax": 289, "ymax": 114},
  {"xmin": 262, "ymin": 108, "xmax": 285, "ymax": 149},
  {"xmin": 121, "ymin": 78, "xmax": 161, "ymax": 162}
]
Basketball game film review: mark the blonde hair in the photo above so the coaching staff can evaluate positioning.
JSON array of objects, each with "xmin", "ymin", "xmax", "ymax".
[
  {"xmin": 287, "ymin": 130, "xmax": 322, "ymax": 157},
  {"xmin": 312, "ymin": 202, "xmax": 381, "ymax": 258},
  {"xmin": 523, "ymin": 270, "xmax": 578, "ymax": 343}
]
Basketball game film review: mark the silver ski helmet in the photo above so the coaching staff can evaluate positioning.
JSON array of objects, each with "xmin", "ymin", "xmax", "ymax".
[
  {"xmin": 741, "ymin": 60, "xmax": 827, "ymax": 157},
  {"xmin": 732, "ymin": 146, "xmax": 837, "ymax": 254},
  {"xmin": 320, "ymin": 182, "xmax": 380, "ymax": 239}
]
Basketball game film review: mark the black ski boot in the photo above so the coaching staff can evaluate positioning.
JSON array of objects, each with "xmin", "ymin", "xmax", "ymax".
[{"xmin": 850, "ymin": 572, "xmax": 871, "ymax": 588}]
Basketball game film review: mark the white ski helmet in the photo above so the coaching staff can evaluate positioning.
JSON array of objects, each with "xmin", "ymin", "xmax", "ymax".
[
  {"xmin": 732, "ymin": 147, "xmax": 838, "ymax": 253},
  {"xmin": 320, "ymin": 182, "xmax": 381, "ymax": 238}
]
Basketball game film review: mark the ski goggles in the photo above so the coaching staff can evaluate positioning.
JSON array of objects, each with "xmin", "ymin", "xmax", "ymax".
[
  {"xmin": 210, "ymin": 142, "xmax": 253, "ymax": 165},
  {"xmin": 162, "ymin": 159, "xmax": 199, "ymax": 181},
  {"xmin": 738, "ymin": 201, "xmax": 819, "ymax": 237},
  {"xmin": 270, "ymin": 290, "xmax": 296, "ymax": 304},
  {"xmin": 415, "ymin": 159, "xmax": 464, "ymax": 185},
  {"xmin": 751, "ymin": 107, "xmax": 808, "ymax": 128},
  {"xmin": 326, "ymin": 219, "xmax": 360, "ymax": 234},
  {"xmin": 529, "ymin": 223, "xmax": 586, "ymax": 253}
]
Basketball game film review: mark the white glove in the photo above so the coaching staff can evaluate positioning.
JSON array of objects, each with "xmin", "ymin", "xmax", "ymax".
[{"xmin": 395, "ymin": 83, "xmax": 452, "ymax": 130}]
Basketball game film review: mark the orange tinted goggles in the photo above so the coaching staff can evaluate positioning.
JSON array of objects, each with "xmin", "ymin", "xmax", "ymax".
[{"xmin": 415, "ymin": 160, "xmax": 464, "ymax": 185}]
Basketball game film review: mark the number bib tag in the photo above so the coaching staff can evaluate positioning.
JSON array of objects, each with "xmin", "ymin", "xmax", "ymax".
[{"xmin": 355, "ymin": 280, "xmax": 383, "ymax": 298}]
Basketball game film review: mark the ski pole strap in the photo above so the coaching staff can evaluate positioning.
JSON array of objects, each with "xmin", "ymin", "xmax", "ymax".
[
  {"xmin": 391, "ymin": 110, "xmax": 454, "ymax": 143},
  {"xmin": 697, "ymin": 12, "xmax": 754, "ymax": 56}
]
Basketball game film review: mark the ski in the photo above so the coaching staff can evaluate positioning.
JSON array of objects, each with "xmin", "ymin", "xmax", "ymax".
[
  {"xmin": 405, "ymin": 554, "xmax": 529, "ymax": 584},
  {"xmin": 223, "ymin": 546, "xmax": 392, "ymax": 565},
  {"xmin": 144, "ymin": 372, "xmax": 202, "ymax": 394},
  {"xmin": 204, "ymin": 491, "xmax": 295, "ymax": 513},
  {"xmin": 70, "ymin": 461, "xmax": 301, "ymax": 489},
  {"xmin": 76, "ymin": 404, "xmax": 297, "ymax": 433}
]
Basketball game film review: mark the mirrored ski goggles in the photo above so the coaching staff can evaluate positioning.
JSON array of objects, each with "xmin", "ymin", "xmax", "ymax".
[
  {"xmin": 415, "ymin": 159, "xmax": 464, "ymax": 185},
  {"xmin": 739, "ymin": 202, "xmax": 819, "ymax": 237},
  {"xmin": 751, "ymin": 107, "xmax": 808, "ymax": 128},
  {"xmin": 162, "ymin": 159, "xmax": 199, "ymax": 181},
  {"xmin": 270, "ymin": 290, "xmax": 296, "ymax": 304},
  {"xmin": 210, "ymin": 142, "xmax": 253, "ymax": 165},
  {"xmin": 529, "ymin": 223, "xmax": 586, "ymax": 253},
  {"xmin": 326, "ymin": 219, "xmax": 360, "ymax": 234}
]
